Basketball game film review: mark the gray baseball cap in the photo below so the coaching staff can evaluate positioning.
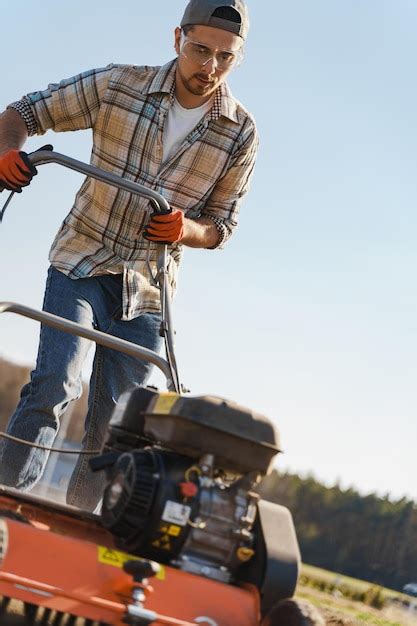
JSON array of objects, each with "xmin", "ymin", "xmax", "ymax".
[{"xmin": 180, "ymin": 0, "xmax": 250, "ymax": 41}]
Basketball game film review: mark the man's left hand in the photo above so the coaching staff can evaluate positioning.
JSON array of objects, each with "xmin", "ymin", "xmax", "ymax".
[{"xmin": 143, "ymin": 209, "xmax": 185, "ymax": 244}]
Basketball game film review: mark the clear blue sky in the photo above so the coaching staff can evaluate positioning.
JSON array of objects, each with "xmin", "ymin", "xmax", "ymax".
[{"xmin": 1, "ymin": 1, "xmax": 416, "ymax": 502}]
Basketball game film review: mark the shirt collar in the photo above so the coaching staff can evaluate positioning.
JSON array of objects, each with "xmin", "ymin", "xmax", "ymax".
[
  {"xmin": 145, "ymin": 59, "xmax": 239, "ymax": 124},
  {"xmin": 211, "ymin": 80, "xmax": 239, "ymax": 124},
  {"xmin": 146, "ymin": 59, "xmax": 177, "ymax": 98}
]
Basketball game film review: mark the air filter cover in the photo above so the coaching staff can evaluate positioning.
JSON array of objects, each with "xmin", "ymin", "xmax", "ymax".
[{"xmin": 109, "ymin": 389, "xmax": 281, "ymax": 475}]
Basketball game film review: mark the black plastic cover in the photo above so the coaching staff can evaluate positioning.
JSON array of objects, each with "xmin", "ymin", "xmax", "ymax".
[
  {"xmin": 237, "ymin": 501, "xmax": 301, "ymax": 614},
  {"xmin": 108, "ymin": 388, "xmax": 281, "ymax": 475}
]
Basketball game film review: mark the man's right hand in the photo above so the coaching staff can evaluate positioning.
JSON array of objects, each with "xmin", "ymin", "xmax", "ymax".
[{"xmin": 0, "ymin": 150, "xmax": 37, "ymax": 193}]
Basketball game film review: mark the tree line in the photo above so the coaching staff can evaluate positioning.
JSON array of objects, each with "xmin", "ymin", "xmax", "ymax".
[
  {"xmin": 0, "ymin": 357, "xmax": 86, "ymax": 441},
  {"xmin": 258, "ymin": 470, "xmax": 417, "ymax": 591}
]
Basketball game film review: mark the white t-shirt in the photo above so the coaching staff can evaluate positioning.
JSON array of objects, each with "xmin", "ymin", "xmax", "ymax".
[{"xmin": 162, "ymin": 96, "xmax": 213, "ymax": 164}]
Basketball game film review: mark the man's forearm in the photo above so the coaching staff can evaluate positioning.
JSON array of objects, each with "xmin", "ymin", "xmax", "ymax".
[
  {"xmin": 0, "ymin": 109, "xmax": 28, "ymax": 156},
  {"xmin": 181, "ymin": 216, "xmax": 221, "ymax": 249}
]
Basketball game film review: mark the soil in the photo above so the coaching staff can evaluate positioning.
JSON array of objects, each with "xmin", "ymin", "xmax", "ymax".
[
  {"xmin": 296, "ymin": 584, "xmax": 417, "ymax": 626},
  {"xmin": 320, "ymin": 606, "xmax": 358, "ymax": 625}
]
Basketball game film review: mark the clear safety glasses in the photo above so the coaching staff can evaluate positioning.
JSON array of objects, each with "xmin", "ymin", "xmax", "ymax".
[{"xmin": 180, "ymin": 33, "xmax": 244, "ymax": 71}]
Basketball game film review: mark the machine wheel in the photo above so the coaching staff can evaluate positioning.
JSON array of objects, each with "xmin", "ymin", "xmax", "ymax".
[{"xmin": 261, "ymin": 599, "xmax": 326, "ymax": 626}]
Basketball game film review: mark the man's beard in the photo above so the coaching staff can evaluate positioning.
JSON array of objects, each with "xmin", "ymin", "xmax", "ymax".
[{"xmin": 179, "ymin": 67, "xmax": 217, "ymax": 97}]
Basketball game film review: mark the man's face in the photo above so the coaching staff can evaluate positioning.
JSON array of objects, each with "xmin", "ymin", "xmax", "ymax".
[{"xmin": 174, "ymin": 25, "xmax": 242, "ymax": 104}]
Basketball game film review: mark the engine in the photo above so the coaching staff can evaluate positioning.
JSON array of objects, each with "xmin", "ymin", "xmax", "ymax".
[{"xmin": 92, "ymin": 387, "xmax": 300, "ymax": 612}]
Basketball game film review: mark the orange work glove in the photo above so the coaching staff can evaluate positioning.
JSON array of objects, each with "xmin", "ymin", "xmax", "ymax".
[
  {"xmin": 143, "ymin": 209, "xmax": 185, "ymax": 244},
  {"xmin": 0, "ymin": 149, "xmax": 37, "ymax": 193}
]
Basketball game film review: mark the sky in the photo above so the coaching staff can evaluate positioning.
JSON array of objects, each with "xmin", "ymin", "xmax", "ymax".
[{"xmin": 0, "ymin": 1, "xmax": 417, "ymax": 503}]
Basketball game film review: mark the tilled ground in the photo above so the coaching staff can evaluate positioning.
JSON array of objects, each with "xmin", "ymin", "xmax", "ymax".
[
  {"xmin": 296, "ymin": 584, "xmax": 417, "ymax": 626},
  {"xmin": 320, "ymin": 606, "xmax": 359, "ymax": 625}
]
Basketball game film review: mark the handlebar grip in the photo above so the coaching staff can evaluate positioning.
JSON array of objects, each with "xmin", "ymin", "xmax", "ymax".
[
  {"xmin": 0, "ymin": 145, "xmax": 53, "ymax": 193},
  {"xmin": 153, "ymin": 208, "xmax": 172, "ymax": 216},
  {"xmin": 35, "ymin": 144, "xmax": 54, "ymax": 153}
]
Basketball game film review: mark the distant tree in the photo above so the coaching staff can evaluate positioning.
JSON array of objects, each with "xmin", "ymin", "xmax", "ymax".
[
  {"xmin": 0, "ymin": 357, "xmax": 87, "ymax": 441},
  {"xmin": 258, "ymin": 470, "xmax": 417, "ymax": 590},
  {"xmin": 0, "ymin": 358, "xmax": 29, "ymax": 427}
]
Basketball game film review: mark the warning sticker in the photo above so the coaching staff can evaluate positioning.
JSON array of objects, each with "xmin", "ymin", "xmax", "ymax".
[
  {"xmin": 162, "ymin": 501, "xmax": 191, "ymax": 526},
  {"xmin": 158, "ymin": 524, "xmax": 181, "ymax": 536},
  {"xmin": 97, "ymin": 547, "xmax": 165, "ymax": 580},
  {"xmin": 151, "ymin": 534, "xmax": 172, "ymax": 551},
  {"xmin": 167, "ymin": 524, "xmax": 181, "ymax": 537},
  {"xmin": 152, "ymin": 393, "xmax": 178, "ymax": 414}
]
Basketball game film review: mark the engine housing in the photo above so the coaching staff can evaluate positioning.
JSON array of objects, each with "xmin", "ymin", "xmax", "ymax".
[{"xmin": 96, "ymin": 386, "xmax": 300, "ymax": 608}]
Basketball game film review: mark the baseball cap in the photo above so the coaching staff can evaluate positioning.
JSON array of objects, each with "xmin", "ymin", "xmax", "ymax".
[{"xmin": 180, "ymin": 0, "xmax": 250, "ymax": 41}]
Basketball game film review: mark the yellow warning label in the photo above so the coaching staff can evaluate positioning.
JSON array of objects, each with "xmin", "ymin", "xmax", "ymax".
[
  {"xmin": 151, "ymin": 534, "xmax": 172, "ymax": 551},
  {"xmin": 158, "ymin": 523, "xmax": 181, "ymax": 537},
  {"xmin": 97, "ymin": 547, "xmax": 165, "ymax": 580},
  {"xmin": 168, "ymin": 525, "xmax": 181, "ymax": 537},
  {"xmin": 153, "ymin": 392, "xmax": 178, "ymax": 414},
  {"xmin": 99, "ymin": 547, "xmax": 122, "ymax": 566}
]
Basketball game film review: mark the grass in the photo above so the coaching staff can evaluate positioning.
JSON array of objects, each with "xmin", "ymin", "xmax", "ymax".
[{"xmin": 297, "ymin": 563, "xmax": 417, "ymax": 626}]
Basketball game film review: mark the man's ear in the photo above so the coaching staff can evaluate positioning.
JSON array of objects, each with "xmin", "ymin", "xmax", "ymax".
[{"xmin": 174, "ymin": 27, "xmax": 182, "ymax": 55}]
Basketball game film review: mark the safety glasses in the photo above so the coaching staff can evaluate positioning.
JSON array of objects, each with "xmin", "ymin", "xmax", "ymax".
[{"xmin": 180, "ymin": 33, "xmax": 244, "ymax": 71}]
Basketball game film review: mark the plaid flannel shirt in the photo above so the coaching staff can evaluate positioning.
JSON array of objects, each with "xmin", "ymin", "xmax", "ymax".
[{"xmin": 9, "ymin": 60, "xmax": 259, "ymax": 319}]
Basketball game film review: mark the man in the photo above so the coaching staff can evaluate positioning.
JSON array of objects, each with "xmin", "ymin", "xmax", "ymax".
[{"xmin": 0, "ymin": 0, "xmax": 258, "ymax": 511}]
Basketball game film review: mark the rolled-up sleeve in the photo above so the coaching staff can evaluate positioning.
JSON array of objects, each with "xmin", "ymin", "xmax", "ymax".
[
  {"xmin": 201, "ymin": 120, "xmax": 259, "ymax": 247},
  {"xmin": 11, "ymin": 65, "xmax": 118, "ymax": 136}
]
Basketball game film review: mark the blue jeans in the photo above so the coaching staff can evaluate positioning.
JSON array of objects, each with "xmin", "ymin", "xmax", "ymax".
[{"xmin": 0, "ymin": 267, "xmax": 162, "ymax": 510}]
